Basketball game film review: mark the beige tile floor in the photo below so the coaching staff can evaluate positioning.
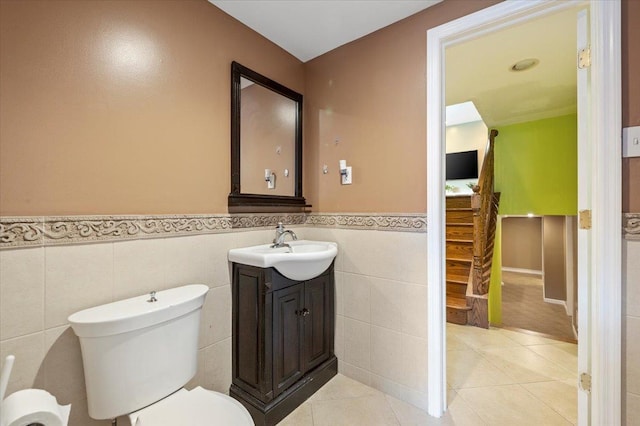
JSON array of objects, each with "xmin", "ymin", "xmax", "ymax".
[{"xmin": 278, "ymin": 324, "xmax": 577, "ymax": 425}]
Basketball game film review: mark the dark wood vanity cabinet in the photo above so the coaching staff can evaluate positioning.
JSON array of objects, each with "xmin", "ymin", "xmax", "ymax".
[{"xmin": 230, "ymin": 263, "xmax": 337, "ymax": 426}]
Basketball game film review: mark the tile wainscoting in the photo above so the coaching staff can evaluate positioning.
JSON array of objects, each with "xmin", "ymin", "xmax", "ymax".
[
  {"xmin": 1, "ymin": 212, "xmax": 636, "ymax": 424},
  {"xmin": 624, "ymin": 220, "xmax": 640, "ymax": 425},
  {"xmin": 0, "ymin": 213, "xmax": 426, "ymax": 425}
]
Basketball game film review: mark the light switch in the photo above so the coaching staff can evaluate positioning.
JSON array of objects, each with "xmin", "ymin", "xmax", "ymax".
[{"xmin": 623, "ymin": 126, "xmax": 640, "ymax": 158}]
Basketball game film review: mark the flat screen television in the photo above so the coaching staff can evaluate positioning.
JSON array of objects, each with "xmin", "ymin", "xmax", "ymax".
[{"xmin": 446, "ymin": 150, "xmax": 478, "ymax": 180}]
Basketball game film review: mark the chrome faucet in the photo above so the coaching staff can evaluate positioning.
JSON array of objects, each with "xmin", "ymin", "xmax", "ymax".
[{"xmin": 272, "ymin": 222, "xmax": 297, "ymax": 248}]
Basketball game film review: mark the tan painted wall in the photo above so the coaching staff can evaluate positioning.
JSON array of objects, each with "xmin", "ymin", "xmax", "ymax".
[
  {"xmin": 622, "ymin": 0, "xmax": 640, "ymax": 212},
  {"xmin": 0, "ymin": 0, "xmax": 303, "ymax": 215},
  {"xmin": 1, "ymin": 0, "xmax": 637, "ymax": 215},
  {"xmin": 303, "ymin": 0, "xmax": 500, "ymax": 213},
  {"xmin": 304, "ymin": 0, "xmax": 639, "ymax": 213},
  {"xmin": 501, "ymin": 217, "xmax": 543, "ymax": 272},
  {"xmin": 543, "ymin": 216, "xmax": 567, "ymax": 301}
]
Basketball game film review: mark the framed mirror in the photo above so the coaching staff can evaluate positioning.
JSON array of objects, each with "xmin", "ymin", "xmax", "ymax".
[{"xmin": 229, "ymin": 61, "xmax": 307, "ymax": 210}]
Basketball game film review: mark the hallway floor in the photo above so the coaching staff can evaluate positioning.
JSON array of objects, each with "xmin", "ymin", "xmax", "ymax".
[
  {"xmin": 278, "ymin": 324, "xmax": 577, "ymax": 425},
  {"xmin": 501, "ymin": 271, "xmax": 576, "ymax": 341}
]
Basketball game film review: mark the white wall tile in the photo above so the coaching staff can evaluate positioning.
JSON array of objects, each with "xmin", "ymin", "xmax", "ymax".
[
  {"xmin": 370, "ymin": 325, "xmax": 403, "ymax": 383},
  {"xmin": 335, "ymin": 314, "xmax": 345, "ymax": 360},
  {"xmin": 625, "ymin": 240, "xmax": 640, "ymax": 318},
  {"xmin": 162, "ymin": 235, "xmax": 216, "ymax": 287},
  {"xmin": 369, "ymin": 277, "xmax": 403, "ymax": 333},
  {"xmin": 401, "ymin": 334, "xmax": 428, "ymax": 392},
  {"xmin": 45, "ymin": 243, "xmax": 113, "ymax": 328},
  {"xmin": 342, "ymin": 273, "xmax": 370, "ymax": 323},
  {"xmin": 204, "ymin": 285, "xmax": 232, "ymax": 345},
  {"xmin": 203, "ymin": 337, "xmax": 232, "ymax": 394},
  {"xmin": 340, "ymin": 230, "xmax": 427, "ymax": 284},
  {"xmin": 343, "ymin": 318, "xmax": 370, "ymax": 370},
  {"xmin": 334, "ymin": 271, "xmax": 344, "ymax": 316},
  {"xmin": 0, "ymin": 332, "xmax": 45, "ymax": 396},
  {"xmin": 627, "ymin": 391, "xmax": 640, "ymax": 426},
  {"xmin": 0, "ymin": 248, "xmax": 44, "ymax": 340},
  {"xmin": 369, "ymin": 373, "xmax": 429, "ymax": 412},
  {"xmin": 627, "ymin": 315, "xmax": 640, "ymax": 395},
  {"xmin": 401, "ymin": 283, "xmax": 428, "ymax": 338},
  {"xmin": 338, "ymin": 361, "xmax": 371, "ymax": 387},
  {"xmin": 43, "ymin": 325, "xmax": 86, "ymax": 404},
  {"xmin": 113, "ymin": 238, "xmax": 169, "ymax": 301},
  {"xmin": 205, "ymin": 233, "xmax": 238, "ymax": 288}
]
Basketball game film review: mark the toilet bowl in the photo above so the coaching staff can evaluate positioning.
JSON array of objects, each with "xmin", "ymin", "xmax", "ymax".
[
  {"xmin": 68, "ymin": 285, "xmax": 252, "ymax": 425},
  {"xmin": 129, "ymin": 387, "xmax": 252, "ymax": 426}
]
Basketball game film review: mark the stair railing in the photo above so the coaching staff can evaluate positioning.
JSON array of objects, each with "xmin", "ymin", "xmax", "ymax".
[{"xmin": 471, "ymin": 129, "xmax": 499, "ymax": 295}]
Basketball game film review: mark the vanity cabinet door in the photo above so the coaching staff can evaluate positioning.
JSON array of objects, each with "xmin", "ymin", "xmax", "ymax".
[
  {"xmin": 272, "ymin": 283, "xmax": 305, "ymax": 397},
  {"xmin": 304, "ymin": 274, "xmax": 334, "ymax": 372},
  {"xmin": 231, "ymin": 263, "xmax": 273, "ymax": 403}
]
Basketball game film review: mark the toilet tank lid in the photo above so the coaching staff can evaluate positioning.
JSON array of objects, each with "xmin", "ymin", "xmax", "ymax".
[{"xmin": 68, "ymin": 284, "xmax": 209, "ymax": 338}]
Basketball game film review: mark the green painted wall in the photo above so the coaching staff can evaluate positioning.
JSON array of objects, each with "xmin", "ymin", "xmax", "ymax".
[
  {"xmin": 494, "ymin": 114, "xmax": 577, "ymax": 216},
  {"xmin": 489, "ymin": 114, "xmax": 577, "ymax": 323},
  {"xmin": 488, "ymin": 218, "xmax": 502, "ymax": 325}
]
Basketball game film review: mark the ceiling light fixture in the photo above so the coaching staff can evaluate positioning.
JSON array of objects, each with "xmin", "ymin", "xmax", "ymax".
[{"xmin": 510, "ymin": 58, "xmax": 539, "ymax": 72}]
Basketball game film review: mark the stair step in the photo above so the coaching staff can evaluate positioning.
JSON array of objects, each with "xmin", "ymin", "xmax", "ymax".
[
  {"xmin": 447, "ymin": 277, "xmax": 468, "ymax": 285},
  {"xmin": 446, "ymin": 295, "xmax": 471, "ymax": 325},
  {"xmin": 446, "ymin": 196, "xmax": 472, "ymax": 209},
  {"xmin": 447, "ymin": 296, "xmax": 471, "ymax": 310},
  {"xmin": 446, "ymin": 223, "xmax": 474, "ymax": 239},
  {"xmin": 447, "ymin": 243, "xmax": 474, "ymax": 259},
  {"xmin": 446, "ymin": 238, "xmax": 473, "ymax": 244},
  {"xmin": 446, "ymin": 209, "xmax": 474, "ymax": 223},
  {"xmin": 446, "ymin": 256, "xmax": 472, "ymax": 264},
  {"xmin": 447, "ymin": 273, "xmax": 471, "ymax": 286}
]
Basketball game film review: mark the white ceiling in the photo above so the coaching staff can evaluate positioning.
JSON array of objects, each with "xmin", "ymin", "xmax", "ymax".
[
  {"xmin": 446, "ymin": 7, "xmax": 580, "ymax": 127},
  {"xmin": 208, "ymin": 0, "xmax": 442, "ymax": 62},
  {"xmin": 209, "ymin": 1, "xmax": 579, "ymax": 128}
]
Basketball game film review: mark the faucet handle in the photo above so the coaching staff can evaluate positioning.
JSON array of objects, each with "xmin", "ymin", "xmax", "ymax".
[{"xmin": 276, "ymin": 222, "xmax": 284, "ymax": 230}]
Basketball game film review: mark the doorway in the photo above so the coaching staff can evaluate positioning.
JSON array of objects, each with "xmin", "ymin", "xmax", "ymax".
[{"xmin": 426, "ymin": 1, "xmax": 621, "ymax": 424}]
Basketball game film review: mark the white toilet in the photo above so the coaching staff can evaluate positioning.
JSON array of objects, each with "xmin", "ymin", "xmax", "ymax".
[{"xmin": 68, "ymin": 285, "xmax": 253, "ymax": 425}]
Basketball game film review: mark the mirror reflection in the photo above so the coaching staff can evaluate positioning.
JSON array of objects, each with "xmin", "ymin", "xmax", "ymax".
[{"xmin": 240, "ymin": 77, "xmax": 296, "ymax": 196}]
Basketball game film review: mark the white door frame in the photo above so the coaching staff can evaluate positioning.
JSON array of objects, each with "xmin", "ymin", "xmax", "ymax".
[{"xmin": 425, "ymin": 1, "xmax": 621, "ymax": 424}]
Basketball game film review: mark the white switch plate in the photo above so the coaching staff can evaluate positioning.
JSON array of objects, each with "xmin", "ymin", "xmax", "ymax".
[
  {"xmin": 341, "ymin": 166, "xmax": 352, "ymax": 185},
  {"xmin": 623, "ymin": 126, "xmax": 640, "ymax": 158}
]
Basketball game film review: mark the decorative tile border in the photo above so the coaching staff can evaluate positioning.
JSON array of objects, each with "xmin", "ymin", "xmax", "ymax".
[
  {"xmin": 305, "ymin": 213, "xmax": 427, "ymax": 232},
  {"xmin": 0, "ymin": 212, "xmax": 425, "ymax": 249},
  {"xmin": 624, "ymin": 213, "xmax": 640, "ymax": 240},
  {"xmin": 0, "ymin": 217, "xmax": 44, "ymax": 248},
  {"xmin": 0, "ymin": 215, "xmax": 235, "ymax": 248},
  {"xmin": 230, "ymin": 213, "xmax": 306, "ymax": 229},
  {"xmin": 4, "ymin": 212, "xmax": 638, "ymax": 248}
]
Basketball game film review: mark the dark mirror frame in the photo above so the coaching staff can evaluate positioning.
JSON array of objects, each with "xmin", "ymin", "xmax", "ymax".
[{"xmin": 228, "ymin": 61, "xmax": 307, "ymax": 210}]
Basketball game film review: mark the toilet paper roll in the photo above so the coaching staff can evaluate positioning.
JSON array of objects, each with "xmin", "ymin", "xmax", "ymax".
[{"xmin": 1, "ymin": 389, "xmax": 70, "ymax": 426}]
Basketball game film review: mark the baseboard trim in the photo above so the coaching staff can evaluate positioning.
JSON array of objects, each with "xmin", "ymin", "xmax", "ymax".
[{"xmin": 502, "ymin": 267, "xmax": 543, "ymax": 276}]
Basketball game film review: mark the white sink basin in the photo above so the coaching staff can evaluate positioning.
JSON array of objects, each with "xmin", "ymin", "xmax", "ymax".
[{"xmin": 228, "ymin": 240, "xmax": 338, "ymax": 281}]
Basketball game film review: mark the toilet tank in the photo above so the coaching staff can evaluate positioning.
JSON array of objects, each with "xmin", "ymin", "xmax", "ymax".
[{"xmin": 68, "ymin": 284, "xmax": 209, "ymax": 420}]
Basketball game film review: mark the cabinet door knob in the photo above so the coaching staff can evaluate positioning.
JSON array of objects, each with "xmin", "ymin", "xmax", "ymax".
[{"xmin": 296, "ymin": 308, "xmax": 310, "ymax": 317}]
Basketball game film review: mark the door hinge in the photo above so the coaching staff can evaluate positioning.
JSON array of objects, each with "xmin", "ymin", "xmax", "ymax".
[
  {"xmin": 580, "ymin": 372, "xmax": 592, "ymax": 392},
  {"xmin": 579, "ymin": 209, "xmax": 592, "ymax": 230},
  {"xmin": 578, "ymin": 47, "xmax": 591, "ymax": 69}
]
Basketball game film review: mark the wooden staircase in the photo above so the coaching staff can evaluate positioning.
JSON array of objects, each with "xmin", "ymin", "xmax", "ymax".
[
  {"xmin": 445, "ymin": 129, "xmax": 500, "ymax": 328},
  {"xmin": 446, "ymin": 195, "xmax": 474, "ymax": 325}
]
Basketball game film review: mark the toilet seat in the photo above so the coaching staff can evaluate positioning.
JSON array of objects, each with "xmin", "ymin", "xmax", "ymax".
[{"xmin": 129, "ymin": 387, "xmax": 253, "ymax": 426}]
